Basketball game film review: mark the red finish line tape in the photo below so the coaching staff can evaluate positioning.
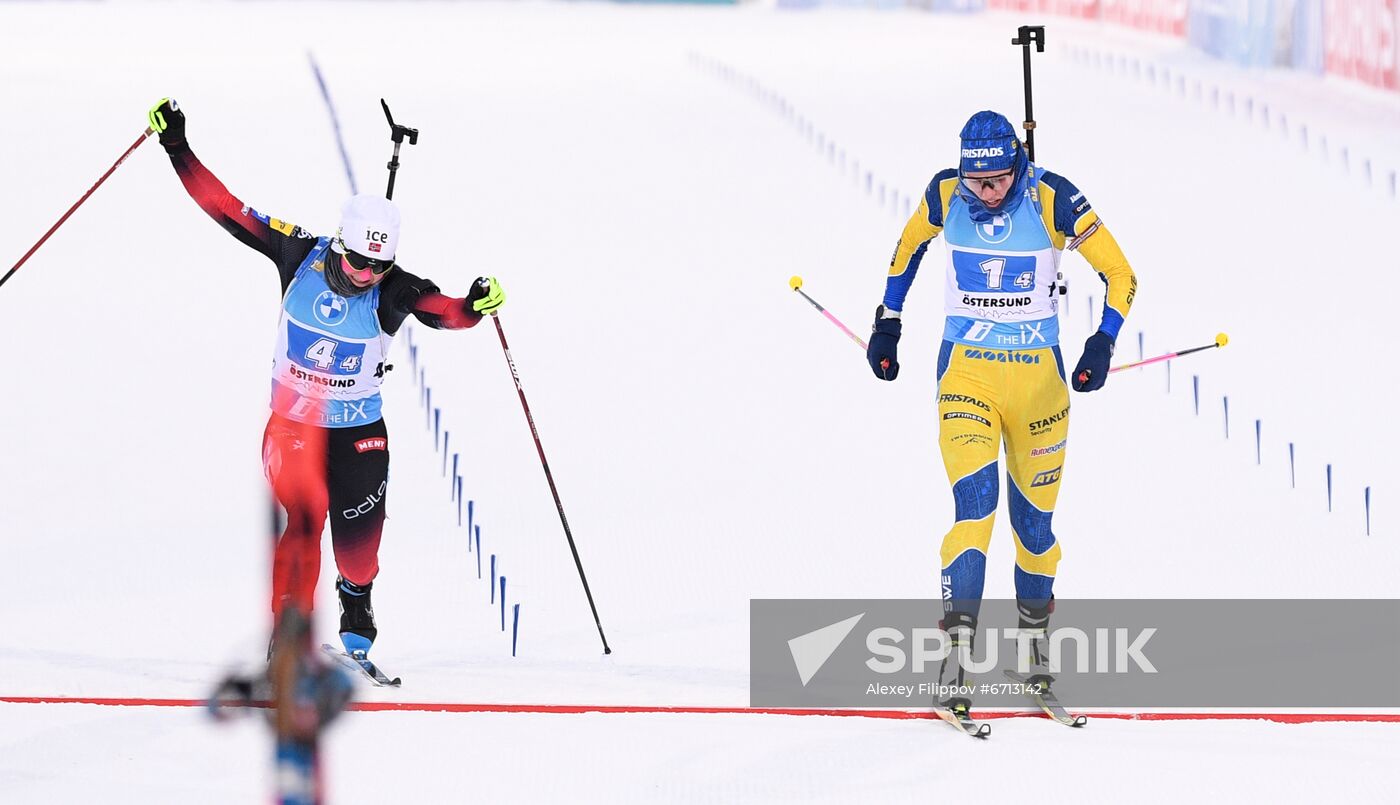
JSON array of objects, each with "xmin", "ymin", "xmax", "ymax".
[{"xmin": 2, "ymin": 696, "xmax": 1398, "ymax": 723}]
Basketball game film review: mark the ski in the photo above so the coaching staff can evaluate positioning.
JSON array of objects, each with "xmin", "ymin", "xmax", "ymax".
[
  {"xmin": 1004, "ymin": 670, "xmax": 1087, "ymax": 727},
  {"xmin": 932, "ymin": 705, "xmax": 991, "ymax": 738},
  {"xmin": 321, "ymin": 643, "xmax": 402, "ymax": 687}
]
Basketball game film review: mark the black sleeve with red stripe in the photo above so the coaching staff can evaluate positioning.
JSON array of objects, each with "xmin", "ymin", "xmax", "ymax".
[
  {"xmin": 375, "ymin": 268, "xmax": 482, "ymax": 336},
  {"xmin": 163, "ymin": 139, "xmax": 317, "ymax": 291}
]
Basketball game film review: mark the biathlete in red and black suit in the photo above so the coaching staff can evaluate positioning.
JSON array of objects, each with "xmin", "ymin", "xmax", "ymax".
[{"xmin": 148, "ymin": 98, "xmax": 506, "ymax": 660}]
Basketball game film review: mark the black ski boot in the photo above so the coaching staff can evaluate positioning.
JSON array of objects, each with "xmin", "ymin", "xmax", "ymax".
[
  {"xmin": 1016, "ymin": 598, "xmax": 1055, "ymax": 692},
  {"xmin": 337, "ymin": 576, "xmax": 378, "ymax": 659},
  {"xmin": 936, "ymin": 611, "xmax": 978, "ymax": 713}
]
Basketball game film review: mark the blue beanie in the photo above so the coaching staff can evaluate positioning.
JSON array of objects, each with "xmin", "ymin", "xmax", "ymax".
[{"xmin": 959, "ymin": 111, "xmax": 1022, "ymax": 175}]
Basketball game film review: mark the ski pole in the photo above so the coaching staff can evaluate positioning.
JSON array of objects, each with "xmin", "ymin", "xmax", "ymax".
[
  {"xmin": 1078, "ymin": 333, "xmax": 1229, "ymax": 385},
  {"xmin": 789, "ymin": 275, "xmax": 868, "ymax": 351},
  {"xmin": 1, "ymin": 128, "xmax": 154, "ymax": 291},
  {"xmin": 1011, "ymin": 25, "xmax": 1045, "ymax": 162},
  {"xmin": 487, "ymin": 308, "xmax": 611, "ymax": 655}
]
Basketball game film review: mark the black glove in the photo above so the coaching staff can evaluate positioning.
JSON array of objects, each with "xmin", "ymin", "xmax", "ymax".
[
  {"xmin": 1071, "ymin": 331, "xmax": 1115, "ymax": 392},
  {"xmin": 147, "ymin": 98, "xmax": 186, "ymax": 147},
  {"xmin": 867, "ymin": 306, "xmax": 901, "ymax": 381}
]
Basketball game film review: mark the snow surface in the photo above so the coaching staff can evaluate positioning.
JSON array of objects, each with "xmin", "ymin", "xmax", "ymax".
[{"xmin": 1, "ymin": 1, "xmax": 1397, "ymax": 802}]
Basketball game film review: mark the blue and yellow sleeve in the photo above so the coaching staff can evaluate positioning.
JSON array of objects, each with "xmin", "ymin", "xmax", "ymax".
[
  {"xmin": 883, "ymin": 169, "xmax": 958, "ymax": 311},
  {"xmin": 1039, "ymin": 170, "xmax": 1136, "ymax": 340}
]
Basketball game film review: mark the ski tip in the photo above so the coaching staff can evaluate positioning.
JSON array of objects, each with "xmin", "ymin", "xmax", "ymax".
[
  {"xmin": 975, "ymin": 723, "xmax": 991, "ymax": 738},
  {"xmin": 1070, "ymin": 715, "xmax": 1088, "ymax": 727}
]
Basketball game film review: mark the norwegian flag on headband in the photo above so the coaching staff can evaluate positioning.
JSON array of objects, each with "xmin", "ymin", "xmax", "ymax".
[{"xmin": 368, "ymin": 242, "xmax": 382, "ymax": 253}]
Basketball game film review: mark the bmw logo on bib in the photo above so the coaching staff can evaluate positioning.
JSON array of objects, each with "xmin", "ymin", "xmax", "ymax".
[
  {"xmin": 977, "ymin": 214, "xmax": 1013, "ymax": 245},
  {"xmin": 313, "ymin": 290, "xmax": 349, "ymax": 327}
]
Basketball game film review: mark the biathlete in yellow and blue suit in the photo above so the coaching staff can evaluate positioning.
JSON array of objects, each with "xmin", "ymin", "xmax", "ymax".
[{"xmin": 866, "ymin": 111, "xmax": 1136, "ymax": 707}]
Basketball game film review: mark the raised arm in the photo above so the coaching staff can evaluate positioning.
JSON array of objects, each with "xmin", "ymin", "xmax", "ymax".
[{"xmin": 148, "ymin": 99, "xmax": 315, "ymax": 278}]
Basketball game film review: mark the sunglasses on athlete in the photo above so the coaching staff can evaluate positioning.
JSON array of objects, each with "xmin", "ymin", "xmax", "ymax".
[
  {"xmin": 961, "ymin": 171, "xmax": 1014, "ymax": 192},
  {"xmin": 339, "ymin": 240, "xmax": 395, "ymax": 275}
]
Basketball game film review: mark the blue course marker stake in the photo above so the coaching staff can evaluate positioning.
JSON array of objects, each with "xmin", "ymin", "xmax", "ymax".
[
  {"xmin": 1192, "ymin": 376, "xmax": 1200, "ymax": 416},
  {"xmin": 1289, "ymin": 443, "xmax": 1296, "ymax": 489},
  {"xmin": 425, "ymin": 389, "xmax": 432, "ymax": 429},
  {"xmin": 410, "ymin": 344, "xmax": 418, "ymax": 374},
  {"xmin": 1254, "ymin": 420, "xmax": 1262, "ymax": 465},
  {"xmin": 1223, "ymin": 396, "xmax": 1229, "ymax": 438},
  {"xmin": 1166, "ymin": 359, "xmax": 1172, "ymax": 393},
  {"xmin": 475, "ymin": 526, "xmax": 481, "ymax": 576},
  {"xmin": 1326, "ymin": 465, "xmax": 1333, "ymax": 512},
  {"xmin": 468, "ymin": 501, "xmax": 475, "ymax": 548},
  {"xmin": 500, "ymin": 576, "xmax": 507, "ymax": 631},
  {"xmin": 433, "ymin": 409, "xmax": 441, "ymax": 452},
  {"xmin": 455, "ymin": 476, "xmax": 463, "ymax": 526},
  {"xmin": 512, "ymin": 604, "xmax": 521, "ymax": 657},
  {"xmin": 451, "ymin": 454, "xmax": 460, "ymax": 497},
  {"xmin": 1137, "ymin": 331, "xmax": 1144, "ymax": 365},
  {"xmin": 1360, "ymin": 484, "xmax": 1372, "ymax": 534},
  {"xmin": 441, "ymin": 432, "xmax": 450, "ymax": 476},
  {"xmin": 490, "ymin": 554, "xmax": 497, "ymax": 603}
]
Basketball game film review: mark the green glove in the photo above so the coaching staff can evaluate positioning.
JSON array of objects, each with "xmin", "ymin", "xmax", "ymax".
[
  {"xmin": 147, "ymin": 98, "xmax": 185, "ymax": 145},
  {"xmin": 467, "ymin": 276, "xmax": 506, "ymax": 314}
]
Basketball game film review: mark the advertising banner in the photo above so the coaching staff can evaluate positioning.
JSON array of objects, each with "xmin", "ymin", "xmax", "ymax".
[
  {"xmin": 1324, "ymin": 0, "xmax": 1399, "ymax": 90},
  {"xmin": 1188, "ymin": 0, "xmax": 1277, "ymax": 67},
  {"xmin": 1101, "ymin": 0, "xmax": 1190, "ymax": 37},
  {"xmin": 987, "ymin": 0, "xmax": 1099, "ymax": 17}
]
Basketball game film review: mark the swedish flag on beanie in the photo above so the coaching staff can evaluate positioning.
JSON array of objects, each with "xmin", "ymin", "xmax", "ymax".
[
  {"xmin": 959, "ymin": 110, "xmax": 1022, "ymax": 175},
  {"xmin": 334, "ymin": 194, "xmax": 401, "ymax": 261}
]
